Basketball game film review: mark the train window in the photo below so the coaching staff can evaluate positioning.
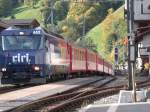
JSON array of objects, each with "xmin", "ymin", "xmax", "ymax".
[
  {"xmin": 81, "ymin": 51, "xmax": 82, "ymax": 60},
  {"xmin": 62, "ymin": 48, "xmax": 64, "ymax": 58},
  {"xmin": 61, "ymin": 47, "xmax": 66, "ymax": 59},
  {"xmin": 77, "ymin": 49, "xmax": 78, "ymax": 60},
  {"xmin": 79, "ymin": 50, "xmax": 81, "ymax": 60},
  {"xmin": 74, "ymin": 48, "xmax": 76, "ymax": 60},
  {"xmin": 80, "ymin": 51, "xmax": 81, "ymax": 60},
  {"xmin": 75, "ymin": 49, "xmax": 77, "ymax": 60},
  {"xmin": 89, "ymin": 54, "xmax": 91, "ymax": 61},
  {"xmin": 78, "ymin": 50, "xmax": 79, "ymax": 60},
  {"xmin": 45, "ymin": 39, "xmax": 50, "ymax": 51},
  {"xmin": 60, "ymin": 47, "xmax": 63, "ymax": 58},
  {"xmin": 2, "ymin": 35, "xmax": 42, "ymax": 50},
  {"xmin": 76, "ymin": 50, "xmax": 77, "ymax": 60},
  {"xmin": 78, "ymin": 50, "xmax": 80, "ymax": 60},
  {"xmin": 90, "ymin": 54, "xmax": 91, "ymax": 61},
  {"xmin": 76, "ymin": 49, "xmax": 78, "ymax": 60},
  {"xmin": 73, "ymin": 49, "xmax": 74, "ymax": 59},
  {"xmin": 54, "ymin": 45, "xmax": 61, "ymax": 58},
  {"xmin": 50, "ymin": 44, "xmax": 54, "ymax": 52},
  {"xmin": 81, "ymin": 52, "xmax": 83, "ymax": 60}
]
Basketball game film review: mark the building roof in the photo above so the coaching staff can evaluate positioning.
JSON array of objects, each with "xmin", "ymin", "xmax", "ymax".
[
  {"xmin": 135, "ymin": 22, "xmax": 150, "ymax": 43},
  {"xmin": 0, "ymin": 20, "xmax": 10, "ymax": 28},
  {"xmin": 135, "ymin": 28, "xmax": 150, "ymax": 43},
  {"xmin": 1, "ymin": 19, "xmax": 40, "ymax": 28}
]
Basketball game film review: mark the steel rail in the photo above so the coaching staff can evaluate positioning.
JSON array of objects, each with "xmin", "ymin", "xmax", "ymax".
[
  {"xmin": 7, "ymin": 76, "xmax": 116, "ymax": 112},
  {"xmin": 6, "ymin": 77, "xmax": 149, "ymax": 112}
]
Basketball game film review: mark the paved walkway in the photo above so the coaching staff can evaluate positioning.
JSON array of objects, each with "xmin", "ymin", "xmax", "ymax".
[
  {"xmin": 81, "ymin": 102, "xmax": 150, "ymax": 112},
  {"xmin": 0, "ymin": 76, "xmax": 101, "ymax": 112}
]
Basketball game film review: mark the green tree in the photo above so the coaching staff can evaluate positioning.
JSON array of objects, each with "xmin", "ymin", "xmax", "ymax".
[
  {"xmin": 112, "ymin": 18, "xmax": 127, "ymax": 39},
  {"xmin": 106, "ymin": 33, "xmax": 118, "ymax": 53},
  {"xmin": 10, "ymin": 15, "xmax": 16, "ymax": 19},
  {"xmin": 54, "ymin": 1, "xmax": 68, "ymax": 22},
  {"xmin": 57, "ymin": 18, "xmax": 80, "ymax": 42},
  {"xmin": 77, "ymin": 37, "xmax": 97, "ymax": 52},
  {"xmin": 24, "ymin": 0, "xmax": 31, "ymax": 6},
  {"xmin": 24, "ymin": 0, "xmax": 38, "ymax": 8},
  {"xmin": 40, "ymin": 6, "xmax": 50, "ymax": 26},
  {"xmin": 0, "ymin": 0, "xmax": 12, "ymax": 17}
]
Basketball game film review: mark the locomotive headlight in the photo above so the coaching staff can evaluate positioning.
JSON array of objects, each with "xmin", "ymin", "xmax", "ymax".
[
  {"xmin": 34, "ymin": 66, "xmax": 40, "ymax": 71},
  {"xmin": 19, "ymin": 32, "xmax": 24, "ymax": 35},
  {"xmin": 2, "ymin": 68, "xmax": 7, "ymax": 72}
]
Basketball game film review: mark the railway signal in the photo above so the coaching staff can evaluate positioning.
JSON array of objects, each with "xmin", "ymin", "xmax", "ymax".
[{"xmin": 114, "ymin": 47, "xmax": 119, "ymax": 66}]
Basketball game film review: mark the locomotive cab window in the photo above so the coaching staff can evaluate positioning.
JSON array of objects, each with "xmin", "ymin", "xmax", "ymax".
[{"xmin": 1, "ymin": 35, "xmax": 43, "ymax": 50}]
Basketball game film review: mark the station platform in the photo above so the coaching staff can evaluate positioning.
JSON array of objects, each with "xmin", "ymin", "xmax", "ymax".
[
  {"xmin": 81, "ymin": 102, "xmax": 150, "ymax": 112},
  {"xmin": 0, "ymin": 76, "xmax": 101, "ymax": 112}
]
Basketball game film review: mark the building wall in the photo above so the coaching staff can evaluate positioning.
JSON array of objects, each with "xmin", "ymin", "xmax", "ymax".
[
  {"xmin": 141, "ymin": 34, "xmax": 150, "ymax": 47},
  {"xmin": 139, "ymin": 33, "xmax": 150, "ymax": 72}
]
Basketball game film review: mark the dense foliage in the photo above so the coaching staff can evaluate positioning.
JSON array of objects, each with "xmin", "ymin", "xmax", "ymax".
[
  {"xmin": 0, "ymin": 0, "xmax": 126, "ymax": 63},
  {"xmin": 87, "ymin": 6, "xmax": 127, "ymax": 63},
  {"xmin": 0, "ymin": 0, "xmax": 12, "ymax": 17}
]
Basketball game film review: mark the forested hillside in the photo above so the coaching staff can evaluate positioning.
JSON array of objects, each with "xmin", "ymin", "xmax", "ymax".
[
  {"xmin": 87, "ymin": 6, "xmax": 127, "ymax": 63},
  {"xmin": 0, "ymin": 0, "xmax": 126, "ymax": 63}
]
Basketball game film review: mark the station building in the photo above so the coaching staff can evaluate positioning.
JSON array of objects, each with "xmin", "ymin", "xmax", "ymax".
[
  {"xmin": 132, "ymin": 0, "xmax": 150, "ymax": 73},
  {"xmin": 137, "ymin": 28, "xmax": 150, "ymax": 71}
]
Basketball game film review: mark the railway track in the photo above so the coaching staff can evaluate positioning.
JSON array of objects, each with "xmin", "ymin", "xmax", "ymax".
[
  {"xmin": 6, "ymin": 76, "xmax": 118, "ymax": 112},
  {"xmin": 40, "ymin": 79, "xmax": 150, "ymax": 112},
  {"xmin": 0, "ymin": 75, "xmax": 108, "ymax": 95},
  {"xmin": 5, "ymin": 76, "xmax": 150, "ymax": 112},
  {"xmin": 0, "ymin": 76, "xmax": 102, "ymax": 95}
]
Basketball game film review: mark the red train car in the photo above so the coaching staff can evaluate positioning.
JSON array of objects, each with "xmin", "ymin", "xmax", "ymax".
[
  {"xmin": 108, "ymin": 63, "xmax": 113, "ymax": 75},
  {"xmin": 86, "ymin": 49, "xmax": 97, "ymax": 71},
  {"xmin": 69, "ymin": 45, "xmax": 86, "ymax": 73},
  {"xmin": 44, "ymin": 31, "xmax": 114, "ymax": 78},
  {"xmin": 96, "ymin": 54, "xmax": 104, "ymax": 73},
  {"xmin": 47, "ymin": 34, "xmax": 113, "ymax": 79}
]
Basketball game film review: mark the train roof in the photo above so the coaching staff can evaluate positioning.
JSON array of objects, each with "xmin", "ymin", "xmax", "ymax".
[
  {"xmin": 0, "ymin": 27, "xmax": 64, "ymax": 39},
  {"xmin": 0, "ymin": 28, "xmax": 42, "ymax": 36},
  {"xmin": 48, "ymin": 31, "xmax": 64, "ymax": 39}
]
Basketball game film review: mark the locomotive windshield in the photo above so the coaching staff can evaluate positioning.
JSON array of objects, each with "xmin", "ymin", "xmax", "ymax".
[{"xmin": 1, "ymin": 35, "xmax": 42, "ymax": 50}]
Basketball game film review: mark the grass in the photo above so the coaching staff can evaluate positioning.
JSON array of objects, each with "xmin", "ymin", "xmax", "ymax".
[{"xmin": 7, "ymin": 1, "xmax": 43, "ymax": 23}]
